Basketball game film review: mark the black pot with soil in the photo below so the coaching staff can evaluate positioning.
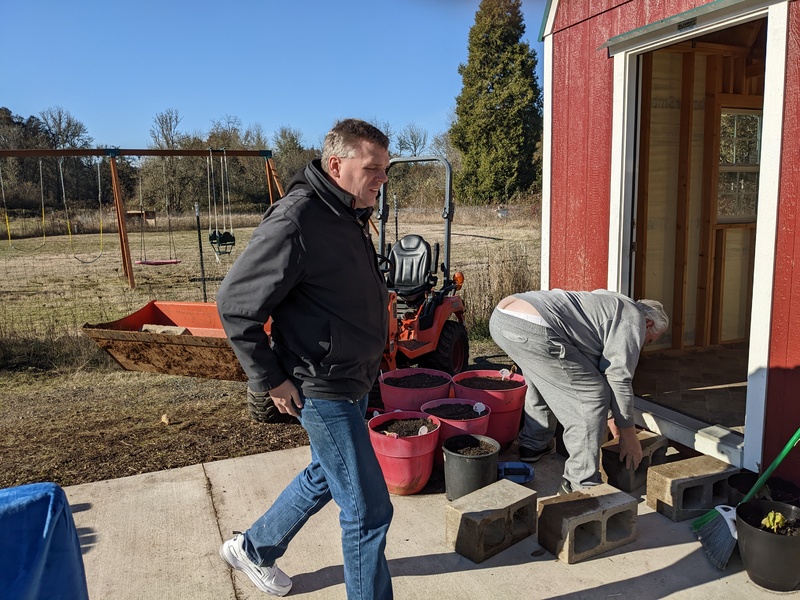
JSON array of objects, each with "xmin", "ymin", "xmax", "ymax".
[
  {"xmin": 736, "ymin": 499, "xmax": 800, "ymax": 591},
  {"xmin": 442, "ymin": 433, "xmax": 500, "ymax": 501}
]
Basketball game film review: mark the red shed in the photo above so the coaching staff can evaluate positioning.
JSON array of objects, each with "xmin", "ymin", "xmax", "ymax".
[{"xmin": 540, "ymin": 0, "xmax": 800, "ymax": 484}]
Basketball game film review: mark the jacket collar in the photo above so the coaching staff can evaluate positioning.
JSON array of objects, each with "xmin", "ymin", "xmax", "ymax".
[{"xmin": 286, "ymin": 159, "xmax": 374, "ymax": 224}]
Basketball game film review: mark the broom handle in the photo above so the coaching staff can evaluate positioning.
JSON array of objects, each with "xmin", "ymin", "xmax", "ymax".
[{"xmin": 741, "ymin": 426, "xmax": 800, "ymax": 504}]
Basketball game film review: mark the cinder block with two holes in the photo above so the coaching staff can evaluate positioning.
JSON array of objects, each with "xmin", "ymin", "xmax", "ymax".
[
  {"xmin": 601, "ymin": 430, "xmax": 669, "ymax": 492},
  {"xmin": 444, "ymin": 478, "xmax": 537, "ymax": 564},
  {"xmin": 645, "ymin": 455, "xmax": 738, "ymax": 522},
  {"xmin": 537, "ymin": 483, "xmax": 638, "ymax": 564}
]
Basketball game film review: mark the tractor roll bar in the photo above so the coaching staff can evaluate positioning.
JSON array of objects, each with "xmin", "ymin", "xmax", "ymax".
[{"xmin": 377, "ymin": 156, "xmax": 454, "ymax": 287}]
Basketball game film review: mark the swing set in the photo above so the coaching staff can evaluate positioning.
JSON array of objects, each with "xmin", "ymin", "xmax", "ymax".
[
  {"xmin": 0, "ymin": 156, "xmax": 106, "ymax": 260},
  {"xmin": 1, "ymin": 158, "xmax": 48, "ymax": 251},
  {"xmin": 135, "ymin": 159, "xmax": 181, "ymax": 266},
  {"xmin": 0, "ymin": 148, "xmax": 283, "ymax": 289},
  {"xmin": 207, "ymin": 149, "xmax": 236, "ymax": 257}
]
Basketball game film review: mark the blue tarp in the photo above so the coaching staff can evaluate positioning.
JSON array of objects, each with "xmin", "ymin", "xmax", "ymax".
[{"xmin": 0, "ymin": 482, "xmax": 89, "ymax": 600}]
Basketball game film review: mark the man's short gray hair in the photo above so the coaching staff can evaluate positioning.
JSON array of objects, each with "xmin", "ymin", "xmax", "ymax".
[
  {"xmin": 636, "ymin": 299, "xmax": 669, "ymax": 336},
  {"xmin": 321, "ymin": 119, "xmax": 390, "ymax": 173}
]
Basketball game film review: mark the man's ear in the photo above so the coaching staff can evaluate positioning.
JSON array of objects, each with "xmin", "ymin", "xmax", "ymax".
[
  {"xmin": 328, "ymin": 156, "xmax": 342, "ymax": 178},
  {"xmin": 645, "ymin": 318, "xmax": 655, "ymax": 330}
]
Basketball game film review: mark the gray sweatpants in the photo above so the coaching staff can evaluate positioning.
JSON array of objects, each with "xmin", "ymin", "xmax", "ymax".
[{"xmin": 489, "ymin": 309, "xmax": 610, "ymax": 488}]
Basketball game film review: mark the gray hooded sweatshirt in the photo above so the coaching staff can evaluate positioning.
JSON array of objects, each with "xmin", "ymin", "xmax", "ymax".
[{"xmin": 515, "ymin": 289, "xmax": 647, "ymax": 429}]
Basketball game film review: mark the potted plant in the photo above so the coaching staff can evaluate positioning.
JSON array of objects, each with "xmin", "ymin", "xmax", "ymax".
[
  {"xmin": 735, "ymin": 499, "xmax": 800, "ymax": 591},
  {"xmin": 421, "ymin": 398, "xmax": 491, "ymax": 468},
  {"xmin": 451, "ymin": 369, "xmax": 527, "ymax": 448},
  {"xmin": 442, "ymin": 434, "xmax": 501, "ymax": 501},
  {"xmin": 378, "ymin": 368, "xmax": 452, "ymax": 412},
  {"xmin": 368, "ymin": 410, "xmax": 441, "ymax": 495}
]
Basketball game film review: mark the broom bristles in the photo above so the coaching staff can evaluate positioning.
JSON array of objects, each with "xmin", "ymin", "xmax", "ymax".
[
  {"xmin": 692, "ymin": 507, "xmax": 737, "ymax": 570},
  {"xmin": 691, "ymin": 508, "xmax": 719, "ymax": 532}
]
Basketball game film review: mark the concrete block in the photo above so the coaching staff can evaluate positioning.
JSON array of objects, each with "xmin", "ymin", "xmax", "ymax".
[
  {"xmin": 645, "ymin": 455, "xmax": 738, "ymax": 522},
  {"xmin": 537, "ymin": 483, "xmax": 637, "ymax": 564},
  {"xmin": 601, "ymin": 430, "xmax": 669, "ymax": 492},
  {"xmin": 444, "ymin": 478, "xmax": 537, "ymax": 563}
]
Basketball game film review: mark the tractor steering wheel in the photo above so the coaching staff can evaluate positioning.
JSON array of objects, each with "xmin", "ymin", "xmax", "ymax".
[{"xmin": 376, "ymin": 253, "xmax": 395, "ymax": 276}]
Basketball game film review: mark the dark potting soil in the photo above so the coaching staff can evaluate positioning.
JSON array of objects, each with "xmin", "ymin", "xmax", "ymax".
[
  {"xmin": 448, "ymin": 439, "xmax": 497, "ymax": 457},
  {"xmin": 383, "ymin": 373, "xmax": 450, "ymax": 388},
  {"xmin": 373, "ymin": 417, "xmax": 438, "ymax": 437},
  {"xmin": 457, "ymin": 375, "xmax": 522, "ymax": 390},
  {"xmin": 762, "ymin": 519, "xmax": 800, "ymax": 536},
  {"xmin": 424, "ymin": 403, "xmax": 487, "ymax": 420}
]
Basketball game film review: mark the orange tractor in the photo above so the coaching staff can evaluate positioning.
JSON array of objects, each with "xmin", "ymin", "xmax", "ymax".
[
  {"xmin": 83, "ymin": 157, "xmax": 469, "ymax": 422},
  {"xmin": 376, "ymin": 156, "xmax": 469, "ymax": 375}
]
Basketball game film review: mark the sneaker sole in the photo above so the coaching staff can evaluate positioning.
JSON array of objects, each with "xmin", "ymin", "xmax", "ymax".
[{"xmin": 219, "ymin": 542, "xmax": 291, "ymax": 597}]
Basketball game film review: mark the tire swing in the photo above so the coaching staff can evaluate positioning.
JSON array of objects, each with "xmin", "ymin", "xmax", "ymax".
[
  {"xmin": 135, "ymin": 159, "xmax": 181, "ymax": 266},
  {"xmin": 207, "ymin": 149, "xmax": 235, "ymax": 260}
]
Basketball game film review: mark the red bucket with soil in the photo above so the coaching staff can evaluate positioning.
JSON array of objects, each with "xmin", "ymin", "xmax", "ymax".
[
  {"xmin": 368, "ymin": 410, "xmax": 441, "ymax": 495},
  {"xmin": 420, "ymin": 398, "xmax": 491, "ymax": 468},
  {"xmin": 451, "ymin": 369, "xmax": 526, "ymax": 449},
  {"xmin": 378, "ymin": 368, "xmax": 452, "ymax": 412}
]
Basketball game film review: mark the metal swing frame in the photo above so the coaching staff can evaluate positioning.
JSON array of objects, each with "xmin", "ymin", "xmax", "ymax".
[{"xmin": 0, "ymin": 148, "xmax": 283, "ymax": 289}]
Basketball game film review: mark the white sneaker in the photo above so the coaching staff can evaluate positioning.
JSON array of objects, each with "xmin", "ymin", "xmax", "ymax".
[{"xmin": 219, "ymin": 534, "xmax": 292, "ymax": 597}]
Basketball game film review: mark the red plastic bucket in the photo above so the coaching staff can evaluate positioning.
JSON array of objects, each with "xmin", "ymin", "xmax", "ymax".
[
  {"xmin": 451, "ymin": 369, "xmax": 526, "ymax": 448},
  {"xmin": 420, "ymin": 398, "xmax": 491, "ymax": 468},
  {"xmin": 368, "ymin": 410, "xmax": 441, "ymax": 495},
  {"xmin": 378, "ymin": 368, "xmax": 452, "ymax": 412}
]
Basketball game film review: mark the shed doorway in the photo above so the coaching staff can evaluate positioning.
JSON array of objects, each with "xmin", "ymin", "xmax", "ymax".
[{"xmin": 630, "ymin": 19, "xmax": 766, "ymax": 434}]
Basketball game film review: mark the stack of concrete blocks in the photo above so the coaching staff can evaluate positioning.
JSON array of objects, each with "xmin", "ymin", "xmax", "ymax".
[
  {"xmin": 444, "ymin": 478, "xmax": 538, "ymax": 563},
  {"xmin": 600, "ymin": 430, "xmax": 669, "ymax": 492},
  {"xmin": 645, "ymin": 455, "xmax": 738, "ymax": 521},
  {"xmin": 537, "ymin": 483, "xmax": 638, "ymax": 564}
]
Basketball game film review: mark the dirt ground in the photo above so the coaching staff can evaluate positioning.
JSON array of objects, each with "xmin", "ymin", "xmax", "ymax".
[
  {"xmin": 0, "ymin": 206, "xmax": 531, "ymax": 490},
  {"xmin": 0, "ymin": 340, "xmax": 513, "ymax": 489}
]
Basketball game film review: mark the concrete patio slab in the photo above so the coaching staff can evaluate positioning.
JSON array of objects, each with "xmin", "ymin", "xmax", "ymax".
[{"xmin": 64, "ymin": 444, "xmax": 795, "ymax": 599}]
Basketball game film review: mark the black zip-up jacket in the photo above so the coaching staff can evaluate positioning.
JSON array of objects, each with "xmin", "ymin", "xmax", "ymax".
[{"xmin": 217, "ymin": 159, "xmax": 389, "ymax": 401}]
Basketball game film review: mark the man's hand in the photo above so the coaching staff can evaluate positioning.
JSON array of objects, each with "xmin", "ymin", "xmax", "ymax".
[
  {"xmin": 618, "ymin": 427, "xmax": 642, "ymax": 470},
  {"xmin": 266, "ymin": 379, "xmax": 303, "ymax": 418}
]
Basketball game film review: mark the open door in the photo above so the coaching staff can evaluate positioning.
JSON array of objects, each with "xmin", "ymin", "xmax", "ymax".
[{"xmin": 631, "ymin": 19, "xmax": 766, "ymax": 433}]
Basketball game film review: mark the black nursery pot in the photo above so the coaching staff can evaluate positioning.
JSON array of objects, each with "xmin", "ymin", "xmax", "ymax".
[
  {"xmin": 736, "ymin": 499, "xmax": 800, "ymax": 592},
  {"xmin": 727, "ymin": 471, "xmax": 800, "ymax": 507}
]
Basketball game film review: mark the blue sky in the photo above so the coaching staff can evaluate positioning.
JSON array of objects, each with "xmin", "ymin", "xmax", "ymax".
[{"xmin": 1, "ymin": 0, "xmax": 547, "ymax": 151}]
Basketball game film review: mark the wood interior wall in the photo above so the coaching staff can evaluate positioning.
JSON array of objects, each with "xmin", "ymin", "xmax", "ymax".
[{"xmin": 635, "ymin": 22, "xmax": 765, "ymax": 350}]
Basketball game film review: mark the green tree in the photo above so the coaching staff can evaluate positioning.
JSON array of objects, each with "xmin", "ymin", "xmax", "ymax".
[
  {"xmin": 272, "ymin": 126, "xmax": 316, "ymax": 186},
  {"xmin": 450, "ymin": 0, "xmax": 542, "ymax": 204},
  {"xmin": 39, "ymin": 107, "xmax": 94, "ymax": 207}
]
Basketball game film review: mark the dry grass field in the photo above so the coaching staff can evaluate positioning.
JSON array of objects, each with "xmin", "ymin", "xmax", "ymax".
[{"xmin": 0, "ymin": 204, "xmax": 538, "ymax": 488}]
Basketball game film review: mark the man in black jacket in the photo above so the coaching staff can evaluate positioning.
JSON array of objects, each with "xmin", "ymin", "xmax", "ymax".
[{"xmin": 217, "ymin": 119, "xmax": 393, "ymax": 599}]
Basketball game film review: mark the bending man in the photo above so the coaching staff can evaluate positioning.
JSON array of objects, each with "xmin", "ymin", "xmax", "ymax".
[{"xmin": 490, "ymin": 289, "xmax": 669, "ymax": 495}]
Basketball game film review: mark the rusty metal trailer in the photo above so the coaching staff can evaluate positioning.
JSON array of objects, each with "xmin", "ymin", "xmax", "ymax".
[{"xmin": 82, "ymin": 300, "xmax": 257, "ymax": 382}]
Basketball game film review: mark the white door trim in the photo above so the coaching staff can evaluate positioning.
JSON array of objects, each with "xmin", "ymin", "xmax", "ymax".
[{"xmin": 604, "ymin": 2, "xmax": 788, "ymax": 468}]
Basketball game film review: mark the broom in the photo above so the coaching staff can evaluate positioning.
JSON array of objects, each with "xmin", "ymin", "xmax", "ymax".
[{"xmin": 691, "ymin": 425, "xmax": 800, "ymax": 569}]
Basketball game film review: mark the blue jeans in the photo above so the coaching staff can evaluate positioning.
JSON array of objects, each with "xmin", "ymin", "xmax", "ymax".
[{"xmin": 241, "ymin": 394, "xmax": 393, "ymax": 600}]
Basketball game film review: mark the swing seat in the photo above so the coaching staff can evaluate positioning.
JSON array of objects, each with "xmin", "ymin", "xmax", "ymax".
[
  {"xmin": 135, "ymin": 259, "xmax": 182, "ymax": 266},
  {"xmin": 209, "ymin": 230, "xmax": 236, "ymax": 254}
]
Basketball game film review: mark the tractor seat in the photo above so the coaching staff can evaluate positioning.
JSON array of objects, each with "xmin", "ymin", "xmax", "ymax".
[{"xmin": 386, "ymin": 234, "xmax": 435, "ymax": 307}]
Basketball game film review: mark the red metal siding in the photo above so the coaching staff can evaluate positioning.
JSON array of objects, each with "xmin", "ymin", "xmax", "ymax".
[
  {"xmin": 766, "ymin": 2, "xmax": 800, "ymax": 485},
  {"xmin": 548, "ymin": 0, "xmax": 800, "ymax": 484},
  {"xmin": 547, "ymin": 0, "xmax": 718, "ymax": 290}
]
